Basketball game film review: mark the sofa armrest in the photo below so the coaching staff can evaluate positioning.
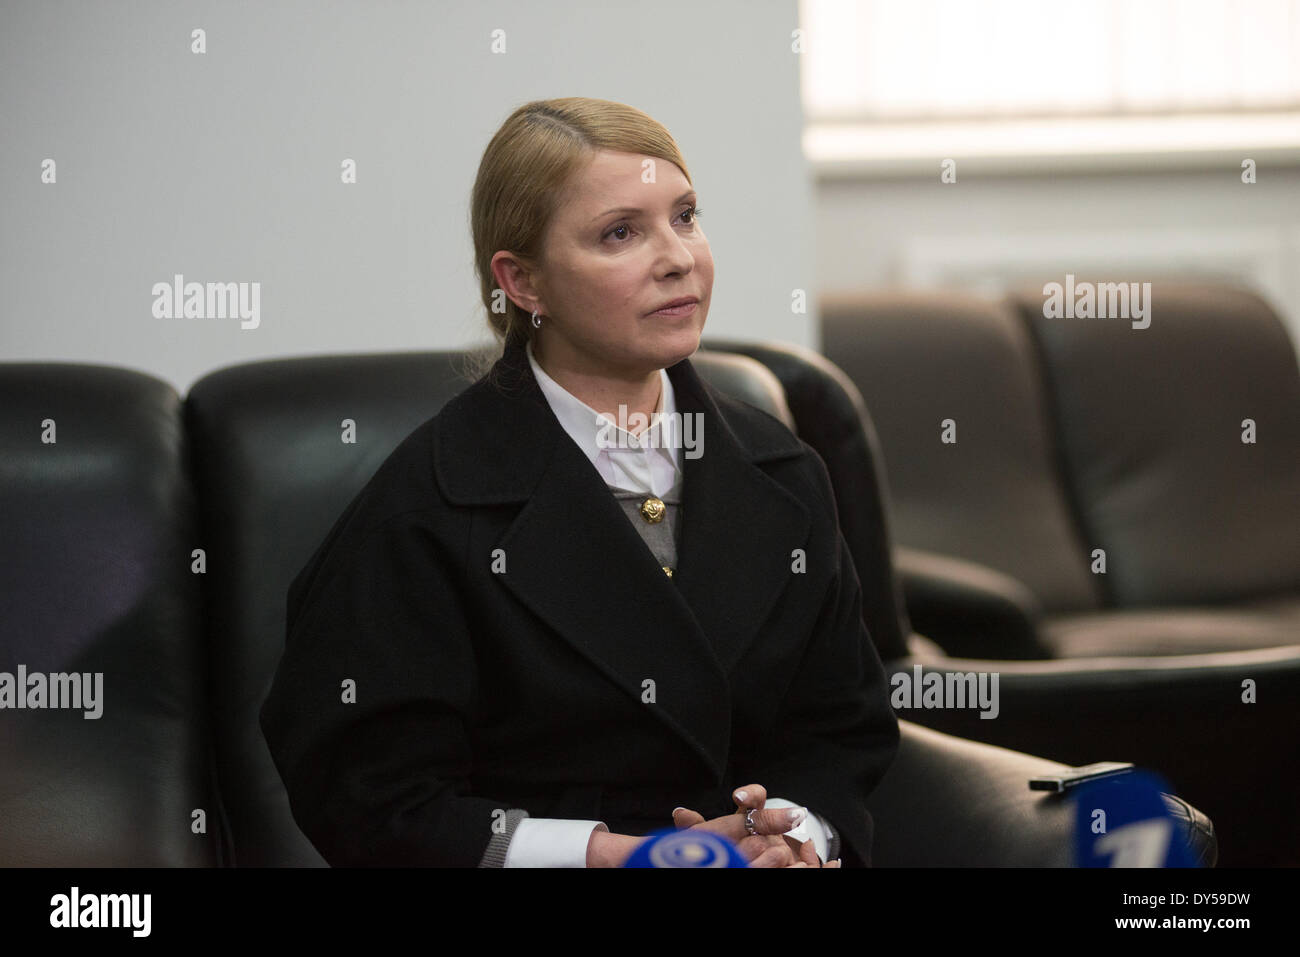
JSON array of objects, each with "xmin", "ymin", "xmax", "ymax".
[
  {"xmin": 886, "ymin": 645, "xmax": 1299, "ymax": 865},
  {"xmin": 866, "ymin": 720, "xmax": 1217, "ymax": 866},
  {"xmin": 894, "ymin": 546, "xmax": 1051, "ymax": 659}
]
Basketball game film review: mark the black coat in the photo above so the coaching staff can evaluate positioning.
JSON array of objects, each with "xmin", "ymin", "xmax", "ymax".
[{"xmin": 259, "ymin": 337, "xmax": 899, "ymax": 867}]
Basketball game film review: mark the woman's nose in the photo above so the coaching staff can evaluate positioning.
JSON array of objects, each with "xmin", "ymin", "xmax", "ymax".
[{"xmin": 652, "ymin": 226, "xmax": 696, "ymax": 275}]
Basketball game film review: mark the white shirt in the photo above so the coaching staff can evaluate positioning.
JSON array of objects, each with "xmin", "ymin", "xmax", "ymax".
[
  {"xmin": 527, "ymin": 338, "xmax": 683, "ymax": 500},
  {"xmin": 504, "ymin": 341, "xmax": 830, "ymax": 866}
]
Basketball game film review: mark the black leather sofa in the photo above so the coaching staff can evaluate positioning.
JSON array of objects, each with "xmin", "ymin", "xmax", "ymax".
[
  {"xmin": 709, "ymin": 280, "xmax": 1298, "ymax": 865},
  {"xmin": 822, "ymin": 283, "xmax": 1300, "ymax": 659},
  {"xmin": 0, "ymin": 349, "xmax": 1215, "ymax": 866}
]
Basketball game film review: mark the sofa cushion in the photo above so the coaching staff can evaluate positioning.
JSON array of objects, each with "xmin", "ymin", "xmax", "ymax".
[{"xmin": 1043, "ymin": 594, "xmax": 1300, "ymax": 656}]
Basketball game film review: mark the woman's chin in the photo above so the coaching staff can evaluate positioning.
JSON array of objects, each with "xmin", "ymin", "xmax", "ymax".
[
  {"xmin": 610, "ymin": 317, "xmax": 704, "ymax": 368},
  {"xmin": 659, "ymin": 328, "xmax": 704, "ymax": 364}
]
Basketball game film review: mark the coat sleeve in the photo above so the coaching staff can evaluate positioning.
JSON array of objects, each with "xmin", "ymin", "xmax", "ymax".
[
  {"xmin": 260, "ymin": 510, "xmax": 519, "ymax": 867},
  {"xmin": 733, "ymin": 453, "xmax": 901, "ymax": 867}
]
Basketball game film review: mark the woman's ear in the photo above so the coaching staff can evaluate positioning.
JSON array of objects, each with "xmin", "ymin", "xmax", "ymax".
[{"xmin": 490, "ymin": 250, "xmax": 546, "ymax": 317}]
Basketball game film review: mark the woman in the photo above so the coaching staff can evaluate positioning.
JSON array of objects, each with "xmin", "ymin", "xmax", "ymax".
[{"xmin": 260, "ymin": 97, "xmax": 899, "ymax": 867}]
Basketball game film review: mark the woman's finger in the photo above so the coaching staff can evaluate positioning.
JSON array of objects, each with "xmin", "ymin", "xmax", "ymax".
[
  {"xmin": 746, "ymin": 804, "xmax": 808, "ymax": 836},
  {"xmin": 713, "ymin": 804, "xmax": 807, "ymax": 841},
  {"xmin": 730, "ymin": 783, "xmax": 768, "ymax": 809},
  {"xmin": 783, "ymin": 835, "xmax": 821, "ymax": 865},
  {"xmin": 672, "ymin": 803, "xmax": 806, "ymax": 843},
  {"xmin": 735, "ymin": 835, "xmax": 773, "ymax": 861},
  {"xmin": 795, "ymin": 837, "xmax": 821, "ymax": 866},
  {"xmin": 671, "ymin": 807, "xmax": 706, "ymax": 829},
  {"xmin": 750, "ymin": 843, "xmax": 797, "ymax": 868}
]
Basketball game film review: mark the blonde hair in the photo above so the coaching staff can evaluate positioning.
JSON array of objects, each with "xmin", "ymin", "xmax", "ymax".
[{"xmin": 459, "ymin": 97, "xmax": 692, "ymax": 385}]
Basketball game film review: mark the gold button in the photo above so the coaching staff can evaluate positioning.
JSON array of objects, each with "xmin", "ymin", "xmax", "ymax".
[
  {"xmin": 662, "ymin": 565, "xmax": 674, "ymax": 578},
  {"xmin": 640, "ymin": 496, "xmax": 666, "ymax": 523}
]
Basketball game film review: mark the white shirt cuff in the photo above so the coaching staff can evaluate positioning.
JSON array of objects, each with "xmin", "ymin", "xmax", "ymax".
[
  {"xmin": 503, "ymin": 817, "xmax": 607, "ymax": 867},
  {"xmin": 767, "ymin": 797, "xmax": 830, "ymax": 863}
]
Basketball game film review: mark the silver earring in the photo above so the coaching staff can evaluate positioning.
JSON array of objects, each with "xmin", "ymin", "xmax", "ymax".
[{"xmin": 531, "ymin": 309, "xmax": 542, "ymax": 329}]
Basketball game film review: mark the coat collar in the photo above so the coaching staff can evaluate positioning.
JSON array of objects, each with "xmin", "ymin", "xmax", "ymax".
[{"xmin": 433, "ymin": 335, "xmax": 810, "ymax": 780}]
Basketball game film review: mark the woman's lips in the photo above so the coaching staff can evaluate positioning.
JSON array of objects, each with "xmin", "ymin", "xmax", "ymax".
[{"xmin": 648, "ymin": 301, "xmax": 699, "ymax": 317}]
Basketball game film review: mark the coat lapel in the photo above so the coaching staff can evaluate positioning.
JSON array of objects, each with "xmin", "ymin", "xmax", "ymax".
[{"xmin": 434, "ymin": 336, "xmax": 810, "ymax": 779}]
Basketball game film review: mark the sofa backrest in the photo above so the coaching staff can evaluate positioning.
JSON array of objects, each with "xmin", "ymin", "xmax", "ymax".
[
  {"xmin": 823, "ymin": 291, "xmax": 1104, "ymax": 615},
  {"xmin": 0, "ymin": 363, "xmax": 219, "ymax": 865},
  {"xmin": 1008, "ymin": 280, "xmax": 1300, "ymax": 607}
]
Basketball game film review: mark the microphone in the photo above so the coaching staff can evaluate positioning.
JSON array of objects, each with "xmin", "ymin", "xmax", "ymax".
[
  {"xmin": 622, "ymin": 828, "xmax": 749, "ymax": 868},
  {"xmin": 1071, "ymin": 768, "xmax": 1199, "ymax": 867}
]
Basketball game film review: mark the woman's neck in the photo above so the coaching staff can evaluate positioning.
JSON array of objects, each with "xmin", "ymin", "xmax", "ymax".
[{"xmin": 531, "ymin": 340, "xmax": 662, "ymax": 434}]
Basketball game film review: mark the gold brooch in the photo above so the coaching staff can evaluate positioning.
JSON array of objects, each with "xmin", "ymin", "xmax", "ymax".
[
  {"xmin": 662, "ymin": 565, "xmax": 674, "ymax": 578},
  {"xmin": 639, "ymin": 496, "xmax": 666, "ymax": 524}
]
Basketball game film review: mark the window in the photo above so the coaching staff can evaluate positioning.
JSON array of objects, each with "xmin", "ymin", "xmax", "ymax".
[{"xmin": 800, "ymin": 0, "xmax": 1300, "ymax": 171}]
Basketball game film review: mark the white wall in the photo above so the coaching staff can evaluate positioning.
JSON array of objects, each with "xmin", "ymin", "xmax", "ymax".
[{"xmin": 0, "ymin": 0, "xmax": 816, "ymax": 394}]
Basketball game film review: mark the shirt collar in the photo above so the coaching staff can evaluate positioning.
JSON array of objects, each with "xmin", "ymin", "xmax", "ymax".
[{"xmin": 526, "ymin": 338, "xmax": 681, "ymax": 477}]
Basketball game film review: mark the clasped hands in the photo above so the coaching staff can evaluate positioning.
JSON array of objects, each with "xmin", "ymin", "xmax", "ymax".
[{"xmin": 671, "ymin": 782, "xmax": 841, "ymax": 868}]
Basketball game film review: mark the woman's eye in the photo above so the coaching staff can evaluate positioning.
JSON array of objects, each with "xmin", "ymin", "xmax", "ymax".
[{"xmin": 604, "ymin": 206, "xmax": 702, "ymax": 242}]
